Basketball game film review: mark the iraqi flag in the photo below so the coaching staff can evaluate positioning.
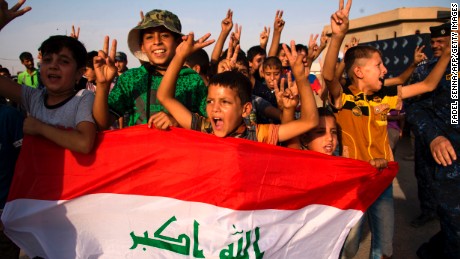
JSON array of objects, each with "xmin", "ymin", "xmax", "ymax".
[{"xmin": 2, "ymin": 126, "xmax": 397, "ymax": 259}]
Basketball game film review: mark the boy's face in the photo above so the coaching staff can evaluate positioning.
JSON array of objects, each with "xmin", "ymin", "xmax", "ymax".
[
  {"xmin": 22, "ymin": 58, "xmax": 35, "ymax": 70},
  {"xmin": 40, "ymin": 47, "xmax": 83, "ymax": 94},
  {"xmin": 356, "ymin": 52, "xmax": 387, "ymax": 93},
  {"xmin": 277, "ymin": 49, "xmax": 289, "ymax": 67},
  {"xmin": 115, "ymin": 60, "xmax": 128, "ymax": 74},
  {"xmin": 206, "ymin": 84, "xmax": 251, "ymax": 138},
  {"xmin": 299, "ymin": 49, "xmax": 308, "ymax": 67},
  {"xmin": 263, "ymin": 67, "xmax": 281, "ymax": 90},
  {"xmin": 249, "ymin": 53, "xmax": 265, "ymax": 75},
  {"xmin": 235, "ymin": 63, "xmax": 249, "ymax": 79},
  {"xmin": 430, "ymin": 36, "xmax": 449, "ymax": 58},
  {"xmin": 302, "ymin": 116, "xmax": 338, "ymax": 156},
  {"xmin": 84, "ymin": 66, "xmax": 96, "ymax": 82},
  {"xmin": 141, "ymin": 27, "xmax": 179, "ymax": 70}
]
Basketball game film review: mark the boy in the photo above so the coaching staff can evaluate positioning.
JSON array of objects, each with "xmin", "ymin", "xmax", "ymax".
[
  {"xmin": 247, "ymin": 45, "xmax": 266, "ymax": 86},
  {"xmin": 114, "ymin": 51, "xmax": 128, "ymax": 77},
  {"xmin": 253, "ymin": 56, "xmax": 282, "ymax": 109},
  {"xmin": 322, "ymin": 1, "xmax": 451, "ymax": 258},
  {"xmin": 154, "ymin": 32, "xmax": 318, "ymax": 145},
  {"xmin": 93, "ymin": 9, "xmax": 207, "ymax": 130},
  {"xmin": 215, "ymin": 45, "xmax": 281, "ymax": 128},
  {"xmin": 0, "ymin": 0, "xmax": 97, "ymax": 154},
  {"xmin": 17, "ymin": 51, "xmax": 40, "ymax": 89},
  {"xmin": 185, "ymin": 49, "xmax": 210, "ymax": 86}
]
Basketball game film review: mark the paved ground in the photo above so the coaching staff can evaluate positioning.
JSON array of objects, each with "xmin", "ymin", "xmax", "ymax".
[
  {"xmin": 354, "ymin": 135, "xmax": 439, "ymax": 259},
  {"xmin": 19, "ymin": 135, "xmax": 438, "ymax": 259}
]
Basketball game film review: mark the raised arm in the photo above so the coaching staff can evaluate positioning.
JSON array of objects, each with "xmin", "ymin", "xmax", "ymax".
[
  {"xmin": 0, "ymin": 0, "xmax": 31, "ymax": 103},
  {"xmin": 384, "ymin": 45, "xmax": 427, "ymax": 86},
  {"xmin": 259, "ymin": 26, "xmax": 270, "ymax": 50},
  {"xmin": 217, "ymin": 39, "xmax": 239, "ymax": 74},
  {"xmin": 69, "ymin": 25, "xmax": 80, "ymax": 39},
  {"xmin": 334, "ymin": 36, "xmax": 359, "ymax": 86},
  {"xmin": 401, "ymin": 44, "xmax": 450, "ymax": 99},
  {"xmin": 155, "ymin": 32, "xmax": 215, "ymax": 129},
  {"xmin": 267, "ymin": 10, "xmax": 285, "ymax": 57},
  {"xmin": 322, "ymin": 0, "xmax": 352, "ymax": 103},
  {"xmin": 210, "ymin": 9, "xmax": 233, "ymax": 64},
  {"xmin": 92, "ymin": 36, "xmax": 118, "ymax": 130},
  {"xmin": 0, "ymin": 0, "xmax": 31, "ymax": 30},
  {"xmin": 313, "ymin": 30, "xmax": 329, "ymax": 61},
  {"xmin": 278, "ymin": 41, "xmax": 319, "ymax": 142}
]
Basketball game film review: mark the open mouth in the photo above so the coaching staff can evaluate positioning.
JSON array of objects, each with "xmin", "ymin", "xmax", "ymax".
[
  {"xmin": 48, "ymin": 74, "xmax": 61, "ymax": 81},
  {"xmin": 153, "ymin": 49, "xmax": 166, "ymax": 54},
  {"xmin": 212, "ymin": 117, "xmax": 223, "ymax": 130},
  {"xmin": 324, "ymin": 144, "xmax": 333, "ymax": 153}
]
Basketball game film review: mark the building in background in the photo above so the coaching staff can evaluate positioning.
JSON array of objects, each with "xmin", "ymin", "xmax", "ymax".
[{"xmin": 314, "ymin": 6, "xmax": 450, "ymax": 76}]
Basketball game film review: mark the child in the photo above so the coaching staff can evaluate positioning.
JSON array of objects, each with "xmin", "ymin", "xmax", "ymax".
[
  {"xmin": 246, "ymin": 45, "xmax": 266, "ymax": 86},
  {"xmin": 215, "ymin": 45, "xmax": 281, "ymax": 129},
  {"xmin": 0, "ymin": 0, "xmax": 96, "ymax": 154},
  {"xmin": 322, "ymin": 1, "xmax": 451, "ymax": 258},
  {"xmin": 253, "ymin": 56, "xmax": 282, "ymax": 109},
  {"xmin": 93, "ymin": 9, "xmax": 207, "ymax": 130},
  {"xmin": 300, "ymin": 107, "xmax": 338, "ymax": 156},
  {"xmin": 154, "ymin": 32, "xmax": 318, "ymax": 145}
]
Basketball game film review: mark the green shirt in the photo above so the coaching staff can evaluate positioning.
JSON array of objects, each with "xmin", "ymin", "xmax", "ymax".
[
  {"xmin": 108, "ymin": 66, "xmax": 207, "ymax": 127},
  {"xmin": 17, "ymin": 70, "xmax": 39, "ymax": 88}
]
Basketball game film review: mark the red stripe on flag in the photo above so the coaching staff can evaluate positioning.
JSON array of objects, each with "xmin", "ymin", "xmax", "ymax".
[{"xmin": 9, "ymin": 125, "xmax": 397, "ymax": 211}]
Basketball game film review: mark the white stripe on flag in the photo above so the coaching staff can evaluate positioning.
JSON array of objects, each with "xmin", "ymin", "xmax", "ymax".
[{"xmin": 3, "ymin": 193, "xmax": 362, "ymax": 258}]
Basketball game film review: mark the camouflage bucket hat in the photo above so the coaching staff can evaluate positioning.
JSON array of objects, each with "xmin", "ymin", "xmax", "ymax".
[{"xmin": 128, "ymin": 9, "xmax": 182, "ymax": 62}]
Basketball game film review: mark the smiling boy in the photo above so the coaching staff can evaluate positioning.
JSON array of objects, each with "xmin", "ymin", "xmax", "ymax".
[
  {"xmin": 93, "ymin": 9, "xmax": 207, "ymax": 130},
  {"xmin": 154, "ymin": 32, "xmax": 318, "ymax": 145}
]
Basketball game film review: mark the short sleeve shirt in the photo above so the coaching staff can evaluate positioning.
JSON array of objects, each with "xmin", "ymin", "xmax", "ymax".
[
  {"xmin": 332, "ymin": 84, "xmax": 402, "ymax": 161},
  {"xmin": 21, "ymin": 85, "xmax": 95, "ymax": 129}
]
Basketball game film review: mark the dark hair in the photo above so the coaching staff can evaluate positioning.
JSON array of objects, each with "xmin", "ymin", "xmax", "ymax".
[
  {"xmin": 247, "ymin": 45, "xmax": 266, "ymax": 62},
  {"xmin": 295, "ymin": 44, "xmax": 308, "ymax": 54},
  {"xmin": 0, "ymin": 67, "xmax": 11, "ymax": 76},
  {"xmin": 185, "ymin": 49, "xmax": 210, "ymax": 75},
  {"xmin": 19, "ymin": 52, "xmax": 33, "ymax": 62},
  {"xmin": 300, "ymin": 107, "xmax": 338, "ymax": 148},
  {"xmin": 39, "ymin": 35, "xmax": 87, "ymax": 69},
  {"xmin": 209, "ymin": 71, "xmax": 252, "ymax": 105},
  {"xmin": 317, "ymin": 107, "xmax": 336, "ymax": 119},
  {"xmin": 86, "ymin": 51, "xmax": 99, "ymax": 70},
  {"xmin": 276, "ymin": 43, "xmax": 290, "ymax": 56},
  {"xmin": 344, "ymin": 45, "xmax": 382, "ymax": 82},
  {"xmin": 263, "ymin": 56, "xmax": 282, "ymax": 70}
]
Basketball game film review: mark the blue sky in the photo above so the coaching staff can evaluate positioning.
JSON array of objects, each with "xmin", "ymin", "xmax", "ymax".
[{"xmin": 0, "ymin": 0, "xmax": 451, "ymax": 74}]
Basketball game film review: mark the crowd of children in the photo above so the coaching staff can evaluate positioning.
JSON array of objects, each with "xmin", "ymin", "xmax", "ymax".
[{"xmin": 0, "ymin": 0, "xmax": 457, "ymax": 258}]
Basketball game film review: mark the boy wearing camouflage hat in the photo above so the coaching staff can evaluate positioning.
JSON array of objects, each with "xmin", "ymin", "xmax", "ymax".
[{"xmin": 93, "ymin": 9, "xmax": 207, "ymax": 130}]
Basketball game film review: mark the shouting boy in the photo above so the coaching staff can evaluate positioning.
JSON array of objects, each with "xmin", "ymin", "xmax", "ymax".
[
  {"xmin": 154, "ymin": 32, "xmax": 318, "ymax": 145},
  {"xmin": 322, "ymin": 1, "xmax": 451, "ymax": 258}
]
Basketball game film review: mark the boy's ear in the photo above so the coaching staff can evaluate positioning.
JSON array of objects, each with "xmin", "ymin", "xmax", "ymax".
[
  {"xmin": 353, "ymin": 66, "xmax": 364, "ymax": 79},
  {"xmin": 241, "ymin": 102, "xmax": 253, "ymax": 118},
  {"xmin": 192, "ymin": 64, "xmax": 201, "ymax": 74}
]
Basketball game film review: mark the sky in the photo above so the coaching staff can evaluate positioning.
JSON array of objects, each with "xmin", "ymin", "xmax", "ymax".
[{"xmin": 0, "ymin": 0, "xmax": 452, "ymax": 74}]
